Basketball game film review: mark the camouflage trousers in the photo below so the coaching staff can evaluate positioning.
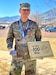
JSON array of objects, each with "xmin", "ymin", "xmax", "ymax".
[{"xmin": 10, "ymin": 56, "xmax": 36, "ymax": 75}]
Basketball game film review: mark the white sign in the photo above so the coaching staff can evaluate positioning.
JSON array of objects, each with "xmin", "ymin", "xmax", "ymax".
[{"xmin": 27, "ymin": 41, "xmax": 53, "ymax": 59}]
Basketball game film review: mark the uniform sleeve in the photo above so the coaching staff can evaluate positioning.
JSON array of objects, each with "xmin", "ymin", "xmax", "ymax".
[
  {"xmin": 6, "ymin": 24, "xmax": 14, "ymax": 49},
  {"xmin": 35, "ymin": 23, "xmax": 42, "ymax": 41}
]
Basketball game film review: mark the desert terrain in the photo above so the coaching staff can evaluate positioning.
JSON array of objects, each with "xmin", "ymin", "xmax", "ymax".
[
  {"xmin": 0, "ymin": 28, "xmax": 56, "ymax": 38},
  {"xmin": 0, "ymin": 28, "xmax": 56, "ymax": 75}
]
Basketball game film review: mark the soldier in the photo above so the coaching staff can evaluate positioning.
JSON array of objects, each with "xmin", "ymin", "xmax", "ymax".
[{"xmin": 6, "ymin": 3, "xmax": 41, "ymax": 75}]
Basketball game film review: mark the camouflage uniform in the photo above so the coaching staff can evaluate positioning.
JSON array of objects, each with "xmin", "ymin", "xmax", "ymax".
[{"xmin": 6, "ymin": 19, "xmax": 41, "ymax": 75}]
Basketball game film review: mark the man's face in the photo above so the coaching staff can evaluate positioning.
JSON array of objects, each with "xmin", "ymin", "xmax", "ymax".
[{"xmin": 19, "ymin": 9, "xmax": 30, "ymax": 18}]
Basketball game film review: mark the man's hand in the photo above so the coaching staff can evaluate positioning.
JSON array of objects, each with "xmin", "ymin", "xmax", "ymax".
[{"xmin": 9, "ymin": 49, "xmax": 17, "ymax": 56}]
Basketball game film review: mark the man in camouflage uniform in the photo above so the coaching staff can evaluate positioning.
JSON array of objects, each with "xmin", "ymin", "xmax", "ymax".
[{"xmin": 6, "ymin": 3, "xmax": 41, "ymax": 75}]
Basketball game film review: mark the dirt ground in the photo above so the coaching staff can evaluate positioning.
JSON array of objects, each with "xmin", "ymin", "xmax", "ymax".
[
  {"xmin": 0, "ymin": 28, "xmax": 56, "ymax": 75},
  {"xmin": 0, "ymin": 28, "xmax": 9, "ymax": 37},
  {"xmin": 0, "ymin": 28, "xmax": 56, "ymax": 38},
  {"xmin": 0, "ymin": 51, "xmax": 56, "ymax": 75},
  {"xmin": 41, "ymin": 29, "xmax": 56, "ymax": 38}
]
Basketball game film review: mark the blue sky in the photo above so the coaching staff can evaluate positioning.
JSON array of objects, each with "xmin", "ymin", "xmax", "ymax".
[{"xmin": 0, "ymin": 0, "xmax": 56, "ymax": 17}]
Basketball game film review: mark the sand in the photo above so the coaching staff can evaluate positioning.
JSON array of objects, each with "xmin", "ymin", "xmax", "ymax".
[
  {"xmin": 0, "ymin": 51, "xmax": 56, "ymax": 75},
  {"xmin": 0, "ymin": 28, "xmax": 56, "ymax": 75}
]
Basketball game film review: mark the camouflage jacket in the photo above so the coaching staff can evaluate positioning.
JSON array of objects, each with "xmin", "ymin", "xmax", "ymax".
[{"xmin": 6, "ymin": 19, "xmax": 41, "ymax": 58}]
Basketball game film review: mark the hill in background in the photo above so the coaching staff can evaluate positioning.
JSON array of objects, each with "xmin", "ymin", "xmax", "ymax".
[
  {"xmin": 40, "ymin": 8, "xmax": 56, "ymax": 23},
  {"xmin": 0, "ymin": 8, "xmax": 56, "ymax": 23}
]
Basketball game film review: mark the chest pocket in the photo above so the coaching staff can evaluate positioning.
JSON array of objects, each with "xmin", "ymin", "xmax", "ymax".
[
  {"xmin": 27, "ymin": 27, "xmax": 35, "ymax": 37},
  {"xmin": 13, "ymin": 29, "xmax": 23, "ymax": 40}
]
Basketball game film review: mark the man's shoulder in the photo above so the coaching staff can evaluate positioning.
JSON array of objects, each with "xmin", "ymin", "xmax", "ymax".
[
  {"xmin": 29, "ymin": 19, "xmax": 38, "ymax": 27},
  {"xmin": 11, "ymin": 19, "xmax": 37, "ymax": 25},
  {"xmin": 29, "ymin": 19, "xmax": 36, "ymax": 24},
  {"xmin": 11, "ymin": 20, "xmax": 19, "ymax": 25}
]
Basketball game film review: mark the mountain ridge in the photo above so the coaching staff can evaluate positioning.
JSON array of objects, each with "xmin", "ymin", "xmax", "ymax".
[
  {"xmin": 0, "ymin": 8, "xmax": 56, "ymax": 23},
  {"xmin": 40, "ymin": 8, "xmax": 56, "ymax": 23}
]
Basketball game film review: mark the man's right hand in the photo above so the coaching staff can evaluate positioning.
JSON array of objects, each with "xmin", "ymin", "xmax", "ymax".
[{"xmin": 9, "ymin": 49, "xmax": 17, "ymax": 56}]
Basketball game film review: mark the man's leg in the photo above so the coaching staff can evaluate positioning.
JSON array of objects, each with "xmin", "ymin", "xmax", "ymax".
[
  {"xmin": 9, "ymin": 57, "xmax": 23, "ymax": 75},
  {"xmin": 25, "ymin": 60, "xmax": 36, "ymax": 75}
]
